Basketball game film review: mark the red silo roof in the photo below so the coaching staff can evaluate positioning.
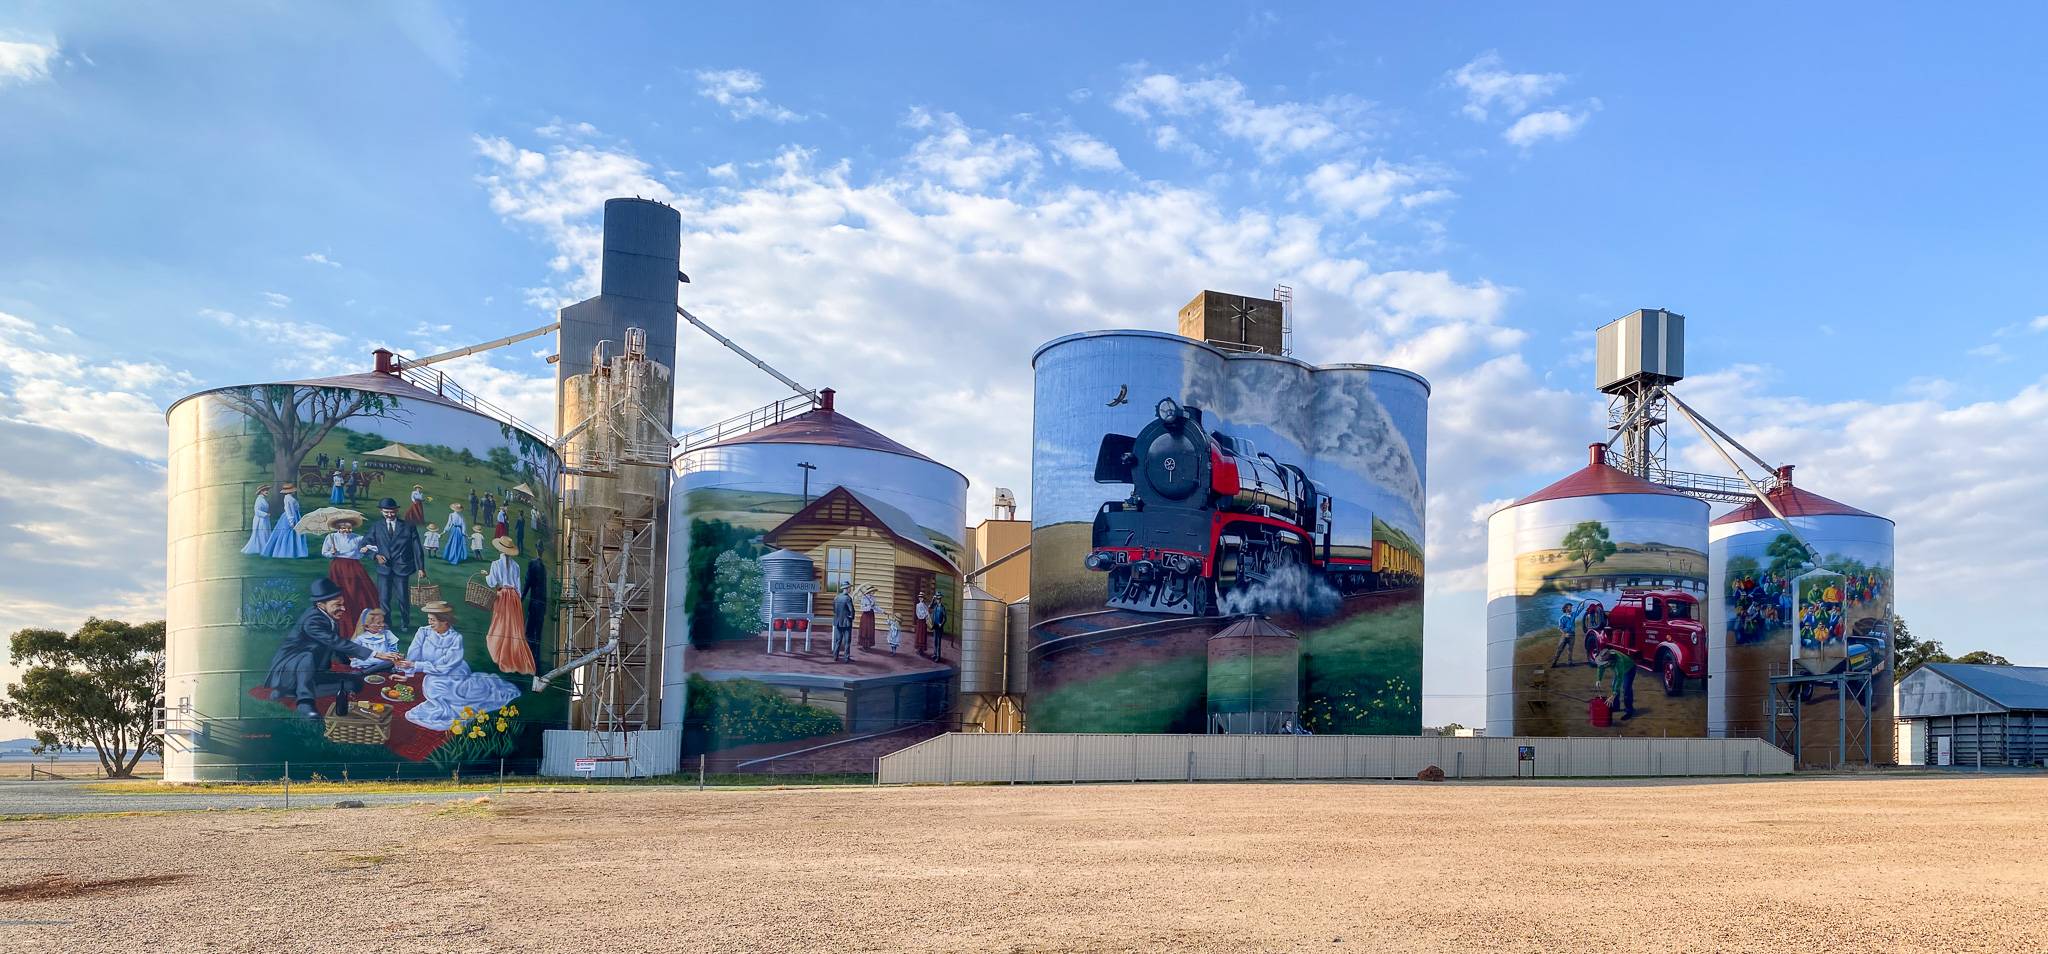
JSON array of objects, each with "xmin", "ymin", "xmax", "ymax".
[
  {"xmin": 1512, "ymin": 444, "xmax": 1697, "ymax": 507},
  {"xmin": 1712, "ymin": 465, "xmax": 1884, "ymax": 525},
  {"xmin": 704, "ymin": 389, "xmax": 958, "ymax": 476}
]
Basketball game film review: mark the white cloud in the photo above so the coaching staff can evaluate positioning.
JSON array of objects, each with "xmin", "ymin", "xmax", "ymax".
[
  {"xmin": 0, "ymin": 311, "xmax": 189, "ymax": 459},
  {"xmin": 1302, "ymin": 159, "xmax": 1427, "ymax": 218},
  {"xmin": 694, "ymin": 68, "xmax": 804, "ymax": 123},
  {"xmin": 1050, "ymin": 132, "xmax": 1123, "ymax": 171},
  {"xmin": 2033, "ymin": 315, "xmax": 2048, "ymax": 332},
  {"xmin": 0, "ymin": 38, "xmax": 58, "ymax": 87},
  {"xmin": 262, "ymin": 291, "xmax": 291, "ymax": 308},
  {"xmin": 1449, "ymin": 52, "xmax": 1565, "ymax": 121},
  {"xmin": 1503, "ymin": 106, "xmax": 1593, "ymax": 148},
  {"xmin": 198, "ymin": 307, "xmax": 353, "ymax": 376},
  {"xmin": 903, "ymin": 108, "xmax": 1039, "ymax": 189},
  {"xmin": 302, "ymin": 252, "xmax": 342, "ymax": 268},
  {"xmin": 1114, "ymin": 72, "xmax": 1360, "ymax": 160}
]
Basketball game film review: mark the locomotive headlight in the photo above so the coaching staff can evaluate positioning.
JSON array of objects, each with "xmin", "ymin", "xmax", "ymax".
[{"xmin": 1156, "ymin": 397, "xmax": 1181, "ymax": 424}]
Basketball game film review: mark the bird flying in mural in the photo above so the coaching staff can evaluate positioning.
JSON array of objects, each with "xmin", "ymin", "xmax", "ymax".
[{"xmin": 1107, "ymin": 384, "xmax": 1129, "ymax": 407}]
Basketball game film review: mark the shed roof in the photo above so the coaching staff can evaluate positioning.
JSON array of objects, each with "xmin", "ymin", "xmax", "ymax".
[
  {"xmin": 1921, "ymin": 664, "xmax": 2048, "ymax": 711},
  {"xmin": 766, "ymin": 485, "xmax": 958, "ymax": 573},
  {"xmin": 1212, "ymin": 616, "xmax": 1298, "ymax": 641}
]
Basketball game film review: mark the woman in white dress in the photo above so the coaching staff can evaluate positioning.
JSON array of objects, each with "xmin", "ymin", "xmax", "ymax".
[
  {"xmin": 320, "ymin": 514, "xmax": 379, "ymax": 637},
  {"xmin": 261, "ymin": 484, "xmax": 307, "ymax": 558},
  {"xmin": 240, "ymin": 484, "xmax": 273, "ymax": 555},
  {"xmin": 400, "ymin": 601, "xmax": 521, "ymax": 730}
]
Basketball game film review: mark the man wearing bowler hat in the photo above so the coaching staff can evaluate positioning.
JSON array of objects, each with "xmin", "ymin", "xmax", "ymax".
[
  {"xmin": 364, "ymin": 496, "xmax": 427, "ymax": 630},
  {"xmin": 262, "ymin": 577, "xmax": 404, "ymax": 720}
]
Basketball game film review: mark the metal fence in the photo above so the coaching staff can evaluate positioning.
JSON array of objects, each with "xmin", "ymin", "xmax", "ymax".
[{"xmin": 877, "ymin": 733, "xmax": 1795, "ymax": 785}]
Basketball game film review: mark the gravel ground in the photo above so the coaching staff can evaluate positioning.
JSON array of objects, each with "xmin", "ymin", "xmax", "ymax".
[
  {"xmin": 1, "ymin": 775, "xmax": 2043, "ymax": 952},
  {"xmin": 0, "ymin": 780, "xmax": 493, "ymax": 817}
]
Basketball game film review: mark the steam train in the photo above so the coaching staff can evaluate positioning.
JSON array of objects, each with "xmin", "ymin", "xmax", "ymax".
[{"xmin": 1084, "ymin": 397, "xmax": 1391, "ymax": 616}]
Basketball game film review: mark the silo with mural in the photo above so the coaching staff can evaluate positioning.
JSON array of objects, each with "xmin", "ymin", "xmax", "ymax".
[{"xmin": 161, "ymin": 370, "xmax": 564, "ymax": 781}]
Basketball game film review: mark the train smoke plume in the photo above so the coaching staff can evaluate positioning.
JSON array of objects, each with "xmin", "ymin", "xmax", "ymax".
[{"xmin": 1219, "ymin": 561, "xmax": 1342, "ymax": 619}]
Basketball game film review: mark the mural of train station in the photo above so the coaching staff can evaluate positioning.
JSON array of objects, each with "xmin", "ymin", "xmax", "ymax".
[{"xmin": 1028, "ymin": 327, "xmax": 1429, "ymax": 736}]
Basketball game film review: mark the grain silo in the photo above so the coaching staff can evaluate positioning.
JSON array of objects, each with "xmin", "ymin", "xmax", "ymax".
[
  {"xmin": 663, "ymin": 388, "xmax": 968, "ymax": 771},
  {"xmin": 1205, "ymin": 617, "xmax": 1301, "ymax": 734},
  {"xmin": 161, "ymin": 369, "xmax": 564, "ymax": 782},
  {"xmin": 1708, "ymin": 466, "xmax": 1894, "ymax": 765},
  {"xmin": 1028, "ymin": 325, "xmax": 1428, "ymax": 735},
  {"xmin": 954, "ymin": 583, "xmax": 1012, "ymax": 733},
  {"xmin": 1486, "ymin": 444, "xmax": 1710, "ymax": 738}
]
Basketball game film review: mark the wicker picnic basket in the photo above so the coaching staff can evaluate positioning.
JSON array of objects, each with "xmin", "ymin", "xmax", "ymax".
[
  {"xmin": 410, "ymin": 578, "xmax": 443, "ymax": 605},
  {"xmin": 464, "ymin": 571, "xmax": 492, "ymax": 610},
  {"xmin": 323, "ymin": 699, "xmax": 394, "ymax": 746}
]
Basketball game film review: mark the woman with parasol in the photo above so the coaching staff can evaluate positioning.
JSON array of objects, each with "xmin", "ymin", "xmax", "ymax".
[
  {"xmin": 483, "ymin": 536, "xmax": 536, "ymax": 674},
  {"xmin": 306, "ymin": 507, "xmax": 377, "ymax": 636}
]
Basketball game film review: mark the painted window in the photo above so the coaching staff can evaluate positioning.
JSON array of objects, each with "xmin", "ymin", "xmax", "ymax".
[{"xmin": 826, "ymin": 547, "xmax": 854, "ymax": 589}]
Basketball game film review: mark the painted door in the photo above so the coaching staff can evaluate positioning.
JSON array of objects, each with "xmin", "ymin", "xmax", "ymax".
[{"xmin": 1936, "ymin": 734, "xmax": 1952, "ymax": 766}]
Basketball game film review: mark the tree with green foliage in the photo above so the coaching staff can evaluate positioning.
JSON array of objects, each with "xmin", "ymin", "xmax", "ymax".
[
  {"xmin": 1561, "ymin": 520, "xmax": 1617, "ymax": 572},
  {"xmin": 215, "ymin": 385, "xmax": 408, "ymax": 514},
  {"xmin": 1952, "ymin": 650, "xmax": 2013, "ymax": 666},
  {"xmin": 1765, "ymin": 533, "xmax": 1812, "ymax": 577},
  {"xmin": 0, "ymin": 619, "xmax": 165, "ymax": 778},
  {"xmin": 486, "ymin": 446, "xmax": 520, "ymax": 479},
  {"xmin": 1891, "ymin": 614, "xmax": 1948, "ymax": 680},
  {"xmin": 686, "ymin": 519, "xmax": 768, "ymax": 647},
  {"xmin": 713, "ymin": 550, "xmax": 766, "ymax": 635}
]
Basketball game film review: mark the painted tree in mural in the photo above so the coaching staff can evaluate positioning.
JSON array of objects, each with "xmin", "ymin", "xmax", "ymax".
[
  {"xmin": 1561, "ymin": 520, "xmax": 1617, "ymax": 572},
  {"xmin": 215, "ymin": 385, "xmax": 409, "ymax": 511},
  {"xmin": 713, "ymin": 550, "xmax": 765, "ymax": 634},
  {"xmin": 1765, "ymin": 533, "xmax": 1812, "ymax": 577}
]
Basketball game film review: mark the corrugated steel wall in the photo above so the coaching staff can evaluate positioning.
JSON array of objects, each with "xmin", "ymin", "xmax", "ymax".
[
  {"xmin": 879, "ymin": 733, "xmax": 1793, "ymax": 784},
  {"xmin": 539, "ymin": 728, "xmax": 683, "ymax": 778}
]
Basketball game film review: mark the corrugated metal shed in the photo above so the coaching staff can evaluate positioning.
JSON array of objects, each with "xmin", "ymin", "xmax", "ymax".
[{"xmin": 1916, "ymin": 664, "xmax": 2048, "ymax": 712}]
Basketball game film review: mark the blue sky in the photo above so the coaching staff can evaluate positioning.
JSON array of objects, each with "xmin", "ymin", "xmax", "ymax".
[{"xmin": 3, "ymin": 3, "xmax": 2045, "ymax": 736}]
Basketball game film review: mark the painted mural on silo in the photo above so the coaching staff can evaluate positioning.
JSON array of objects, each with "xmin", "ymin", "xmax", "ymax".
[
  {"xmin": 1028, "ymin": 331, "xmax": 1427, "ymax": 735},
  {"xmin": 162, "ymin": 374, "xmax": 563, "ymax": 780},
  {"xmin": 1484, "ymin": 449, "xmax": 1709, "ymax": 738},
  {"xmin": 670, "ymin": 391, "xmax": 967, "ymax": 769},
  {"xmin": 1709, "ymin": 472, "xmax": 1893, "ymax": 763}
]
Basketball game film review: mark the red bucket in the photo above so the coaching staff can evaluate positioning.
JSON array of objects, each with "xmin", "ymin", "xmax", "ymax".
[{"xmin": 1588, "ymin": 695, "xmax": 1613, "ymax": 728}]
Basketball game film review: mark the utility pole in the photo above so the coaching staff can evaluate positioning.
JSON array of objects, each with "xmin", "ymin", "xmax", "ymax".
[{"xmin": 798, "ymin": 461, "xmax": 817, "ymax": 506}]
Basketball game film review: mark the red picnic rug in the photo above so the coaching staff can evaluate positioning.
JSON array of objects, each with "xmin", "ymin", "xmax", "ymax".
[{"xmin": 248, "ymin": 667, "xmax": 447, "ymax": 761}]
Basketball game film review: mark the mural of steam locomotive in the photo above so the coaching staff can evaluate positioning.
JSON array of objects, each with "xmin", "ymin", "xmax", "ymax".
[{"xmin": 1084, "ymin": 396, "xmax": 1407, "ymax": 616}]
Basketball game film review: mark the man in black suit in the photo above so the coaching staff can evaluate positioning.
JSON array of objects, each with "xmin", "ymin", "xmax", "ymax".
[
  {"xmin": 522, "ymin": 556, "xmax": 549, "ymax": 667},
  {"xmin": 261, "ymin": 578, "xmax": 403, "ymax": 720},
  {"xmin": 363, "ymin": 497, "xmax": 427, "ymax": 630}
]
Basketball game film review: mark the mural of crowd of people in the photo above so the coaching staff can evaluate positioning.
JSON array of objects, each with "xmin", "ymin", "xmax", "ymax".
[
  {"xmin": 166, "ymin": 382, "xmax": 564, "ymax": 772},
  {"xmin": 1713, "ymin": 523, "xmax": 1895, "ymax": 752}
]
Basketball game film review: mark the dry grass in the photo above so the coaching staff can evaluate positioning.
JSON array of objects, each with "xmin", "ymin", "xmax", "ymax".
[{"xmin": 0, "ymin": 776, "xmax": 2042, "ymax": 952}]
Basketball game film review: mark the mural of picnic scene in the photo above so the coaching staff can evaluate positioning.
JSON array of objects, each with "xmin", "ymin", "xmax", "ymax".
[
  {"xmin": 1502, "ymin": 499, "xmax": 1710, "ymax": 738},
  {"xmin": 181, "ymin": 381, "xmax": 564, "ymax": 769}
]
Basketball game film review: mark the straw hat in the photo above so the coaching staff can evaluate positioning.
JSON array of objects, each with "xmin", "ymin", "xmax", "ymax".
[
  {"xmin": 449, "ymin": 502, "xmax": 464, "ymax": 511},
  {"xmin": 296, "ymin": 507, "xmax": 366, "ymax": 534},
  {"xmin": 281, "ymin": 483, "xmax": 297, "ymax": 493},
  {"xmin": 255, "ymin": 484, "xmax": 272, "ymax": 495},
  {"xmin": 492, "ymin": 536, "xmax": 519, "ymax": 556},
  {"xmin": 412, "ymin": 483, "xmax": 424, "ymax": 492},
  {"xmin": 419, "ymin": 599, "xmax": 455, "ymax": 616}
]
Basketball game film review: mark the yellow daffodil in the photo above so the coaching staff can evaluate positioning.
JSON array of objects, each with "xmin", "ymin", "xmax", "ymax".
[
  {"xmin": 468, "ymin": 727, "xmax": 485, "ymax": 739},
  {"xmin": 461, "ymin": 706, "xmax": 477, "ymax": 718},
  {"xmin": 449, "ymin": 720, "xmax": 465, "ymax": 734},
  {"xmin": 495, "ymin": 720, "xmax": 509, "ymax": 732}
]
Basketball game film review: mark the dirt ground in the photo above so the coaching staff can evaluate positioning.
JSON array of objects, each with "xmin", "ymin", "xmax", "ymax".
[{"xmin": 2, "ymin": 775, "xmax": 2044, "ymax": 953}]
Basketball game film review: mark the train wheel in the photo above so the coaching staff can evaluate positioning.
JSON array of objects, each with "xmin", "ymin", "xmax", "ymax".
[{"xmin": 1189, "ymin": 578, "xmax": 1216, "ymax": 616}]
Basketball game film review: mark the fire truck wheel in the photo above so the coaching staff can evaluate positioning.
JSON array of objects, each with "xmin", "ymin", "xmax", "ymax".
[{"xmin": 1659, "ymin": 652, "xmax": 1684, "ymax": 697}]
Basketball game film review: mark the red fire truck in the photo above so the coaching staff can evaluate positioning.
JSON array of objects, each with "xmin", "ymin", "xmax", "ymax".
[{"xmin": 1589, "ymin": 588, "xmax": 1709, "ymax": 696}]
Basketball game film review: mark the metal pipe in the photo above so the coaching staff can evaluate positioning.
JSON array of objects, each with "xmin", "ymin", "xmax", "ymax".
[
  {"xmin": 678, "ymin": 306, "xmax": 810, "ymax": 396},
  {"xmin": 966, "ymin": 543, "xmax": 1031, "ymax": 581},
  {"xmin": 1666, "ymin": 391, "xmax": 1821, "ymax": 565},
  {"xmin": 402, "ymin": 321, "xmax": 562, "ymax": 368}
]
